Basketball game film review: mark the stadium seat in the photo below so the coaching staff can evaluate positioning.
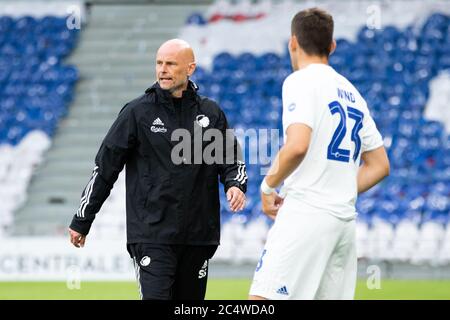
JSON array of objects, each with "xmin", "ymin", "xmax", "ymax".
[
  {"xmin": 0, "ymin": 15, "xmax": 79, "ymax": 233},
  {"xmin": 356, "ymin": 219, "xmax": 370, "ymax": 259},
  {"xmin": 390, "ymin": 211, "xmax": 421, "ymax": 261},
  {"xmin": 411, "ymin": 214, "xmax": 447, "ymax": 264},
  {"xmin": 437, "ymin": 224, "xmax": 450, "ymax": 264},
  {"xmin": 367, "ymin": 213, "xmax": 395, "ymax": 261}
]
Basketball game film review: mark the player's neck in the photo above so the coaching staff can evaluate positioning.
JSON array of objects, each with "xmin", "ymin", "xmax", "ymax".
[
  {"xmin": 295, "ymin": 54, "xmax": 329, "ymax": 71},
  {"xmin": 170, "ymin": 82, "xmax": 189, "ymax": 98}
]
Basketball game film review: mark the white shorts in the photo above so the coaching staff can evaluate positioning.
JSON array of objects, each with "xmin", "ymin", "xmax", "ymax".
[{"xmin": 249, "ymin": 196, "xmax": 357, "ymax": 300}]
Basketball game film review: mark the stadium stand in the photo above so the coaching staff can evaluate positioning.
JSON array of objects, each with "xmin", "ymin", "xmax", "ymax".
[
  {"xmin": 1, "ymin": 1, "xmax": 449, "ymax": 267},
  {"xmin": 0, "ymin": 14, "xmax": 79, "ymax": 235}
]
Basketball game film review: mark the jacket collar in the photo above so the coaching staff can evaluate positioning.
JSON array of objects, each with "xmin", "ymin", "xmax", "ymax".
[{"xmin": 145, "ymin": 80, "xmax": 200, "ymax": 107}]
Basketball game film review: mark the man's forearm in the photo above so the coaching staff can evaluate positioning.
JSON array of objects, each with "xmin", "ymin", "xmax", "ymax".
[
  {"xmin": 357, "ymin": 163, "xmax": 388, "ymax": 194},
  {"xmin": 265, "ymin": 145, "xmax": 305, "ymax": 188},
  {"xmin": 358, "ymin": 146, "xmax": 390, "ymax": 194}
]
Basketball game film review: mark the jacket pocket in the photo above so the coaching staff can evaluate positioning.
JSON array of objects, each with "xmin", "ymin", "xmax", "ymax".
[{"xmin": 142, "ymin": 176, "xmax": 174, "ymax": 224}]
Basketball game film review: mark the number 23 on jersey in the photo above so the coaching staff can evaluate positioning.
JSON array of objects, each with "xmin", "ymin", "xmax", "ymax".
[{"xmin": 327, "ymin": 100, "xmax": 364, "ymax": 163}]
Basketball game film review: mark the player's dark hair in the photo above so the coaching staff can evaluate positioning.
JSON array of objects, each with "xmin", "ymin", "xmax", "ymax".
[{"xmin": 291, "ymin": 8, "xmax": 334, "ymax": 57}]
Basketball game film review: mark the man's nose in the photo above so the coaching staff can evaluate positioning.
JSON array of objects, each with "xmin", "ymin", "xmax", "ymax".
[{"xmin": 159, "ymin": 63, "xmax": 168, "ymax": 73}]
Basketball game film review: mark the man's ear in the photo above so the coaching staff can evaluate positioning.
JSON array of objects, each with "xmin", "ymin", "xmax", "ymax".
[
  {"xmin": 289, "ymin": 35, "xmax": 298, "ymax": 52},
  {"xmin": 329, "ymin": 39, "xmax": 337, "ymax": 55},
  {"xmin": 187, "ymin": 62, "xmax": 196, "ymax": 77}
]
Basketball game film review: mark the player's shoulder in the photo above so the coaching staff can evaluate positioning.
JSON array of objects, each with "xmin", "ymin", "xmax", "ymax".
[
  {"xmin": 283, "ymin": 69, "xmax": 309, "ymax": 86},
  {"xmin": 283, "ymin": 66, "xmax": 323, "ymax": 90},
  {"xmin": 126, "ymin": 93, "xmax": 147, "ymax": 108},
  {"xmin": 198, "ymin": 95, "xmax": 223, "ymax": 116},
  {"xmin": 114, "ymin": 94, "xmax": 151, "ymax": 120}
]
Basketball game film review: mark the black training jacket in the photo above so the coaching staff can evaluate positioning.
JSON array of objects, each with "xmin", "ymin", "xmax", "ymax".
[{"xmin": 69, "ymin": 81, "xmax": 247, "ymax": 245}]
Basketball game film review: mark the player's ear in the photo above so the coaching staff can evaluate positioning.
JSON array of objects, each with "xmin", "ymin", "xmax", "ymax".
[
  {"xmin": 289, "ymin": 35, "xmax": 298, "ymax": 52},
  {"xmin": 329, "ymin": 39, "xmax": 336, "ymax": 55}
]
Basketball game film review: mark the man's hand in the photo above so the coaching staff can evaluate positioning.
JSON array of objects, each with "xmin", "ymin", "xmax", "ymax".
[
  {"xmin": 261, "ymin": 191, "xmax": 284, "ymax": 220},
  {"xmin": 69, "ymin": 228, "xmax": 86, "ymax": 248},
  {"xmin": 227, "ymin": 186, "xmax": 246, "ymax": 212}
]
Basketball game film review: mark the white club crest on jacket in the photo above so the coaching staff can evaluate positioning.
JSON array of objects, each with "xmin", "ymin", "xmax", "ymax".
[{"xmin": 196, "ymin": 115, "xmax": 210, "ymax": 128}]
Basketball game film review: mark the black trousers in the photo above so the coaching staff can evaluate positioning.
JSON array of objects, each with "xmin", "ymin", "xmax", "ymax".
[{"xmin": 128, "ymin": 243, "xmax": 218, "ymax": 300}]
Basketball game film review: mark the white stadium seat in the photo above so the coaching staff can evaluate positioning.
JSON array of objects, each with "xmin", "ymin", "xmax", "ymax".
[
  {"xmin": 390, "ymin": 219, "xmax": 420, "ymax": 262},
  {"xmin": 411, "ymin": 221, "xmax": 445, "ymax": 265},
  {"xmin": 356, "ymin": 220, "xmax": 369, "ymax": 259},
  {"xmin": 366, "ymin": 217, "xmax": 395, "ymax": 260},
  {"xmin": 437, "ymin": 224, "xmax": 450, "ymax": 264}
]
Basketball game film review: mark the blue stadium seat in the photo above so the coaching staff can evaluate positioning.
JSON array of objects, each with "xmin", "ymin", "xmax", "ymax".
[
  {"xmin": 185, "ymin": 13, "xmax": 207, "ymax": 26},
  {"xmin": 0, "ymin": 16, "xmax": 79, "ymax": 145}
]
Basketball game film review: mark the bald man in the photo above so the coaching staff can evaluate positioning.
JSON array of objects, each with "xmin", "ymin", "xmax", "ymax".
[{"xmin": 68, "ymin": 39, "xmax": 247, "ymax": 300}]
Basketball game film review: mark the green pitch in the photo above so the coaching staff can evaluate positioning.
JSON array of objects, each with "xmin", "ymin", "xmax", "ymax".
[{"xmin": 0, "ymin": 279, "xmax": 449, "ymax": 300}]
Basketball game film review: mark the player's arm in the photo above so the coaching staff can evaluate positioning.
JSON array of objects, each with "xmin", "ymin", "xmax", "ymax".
[
  {"xmin": 357, "ymin": 146, "xmax": 390, "ymax": 194},
  {"xmin": 261, "ymin": 123, "xmax": 312, "ymax": 219},
  {"xmin": 69, "ymin": 104, "xmax": 137, "ymax": 247},
  {"xmin": 265, "ymin": 123, "xmax": 311, "ymax": 187}
]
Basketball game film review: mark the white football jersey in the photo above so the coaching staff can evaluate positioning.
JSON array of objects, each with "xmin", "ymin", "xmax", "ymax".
[{"xmin": 281, "ymin": 64, "xmax": 383, "ymax": 219}]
